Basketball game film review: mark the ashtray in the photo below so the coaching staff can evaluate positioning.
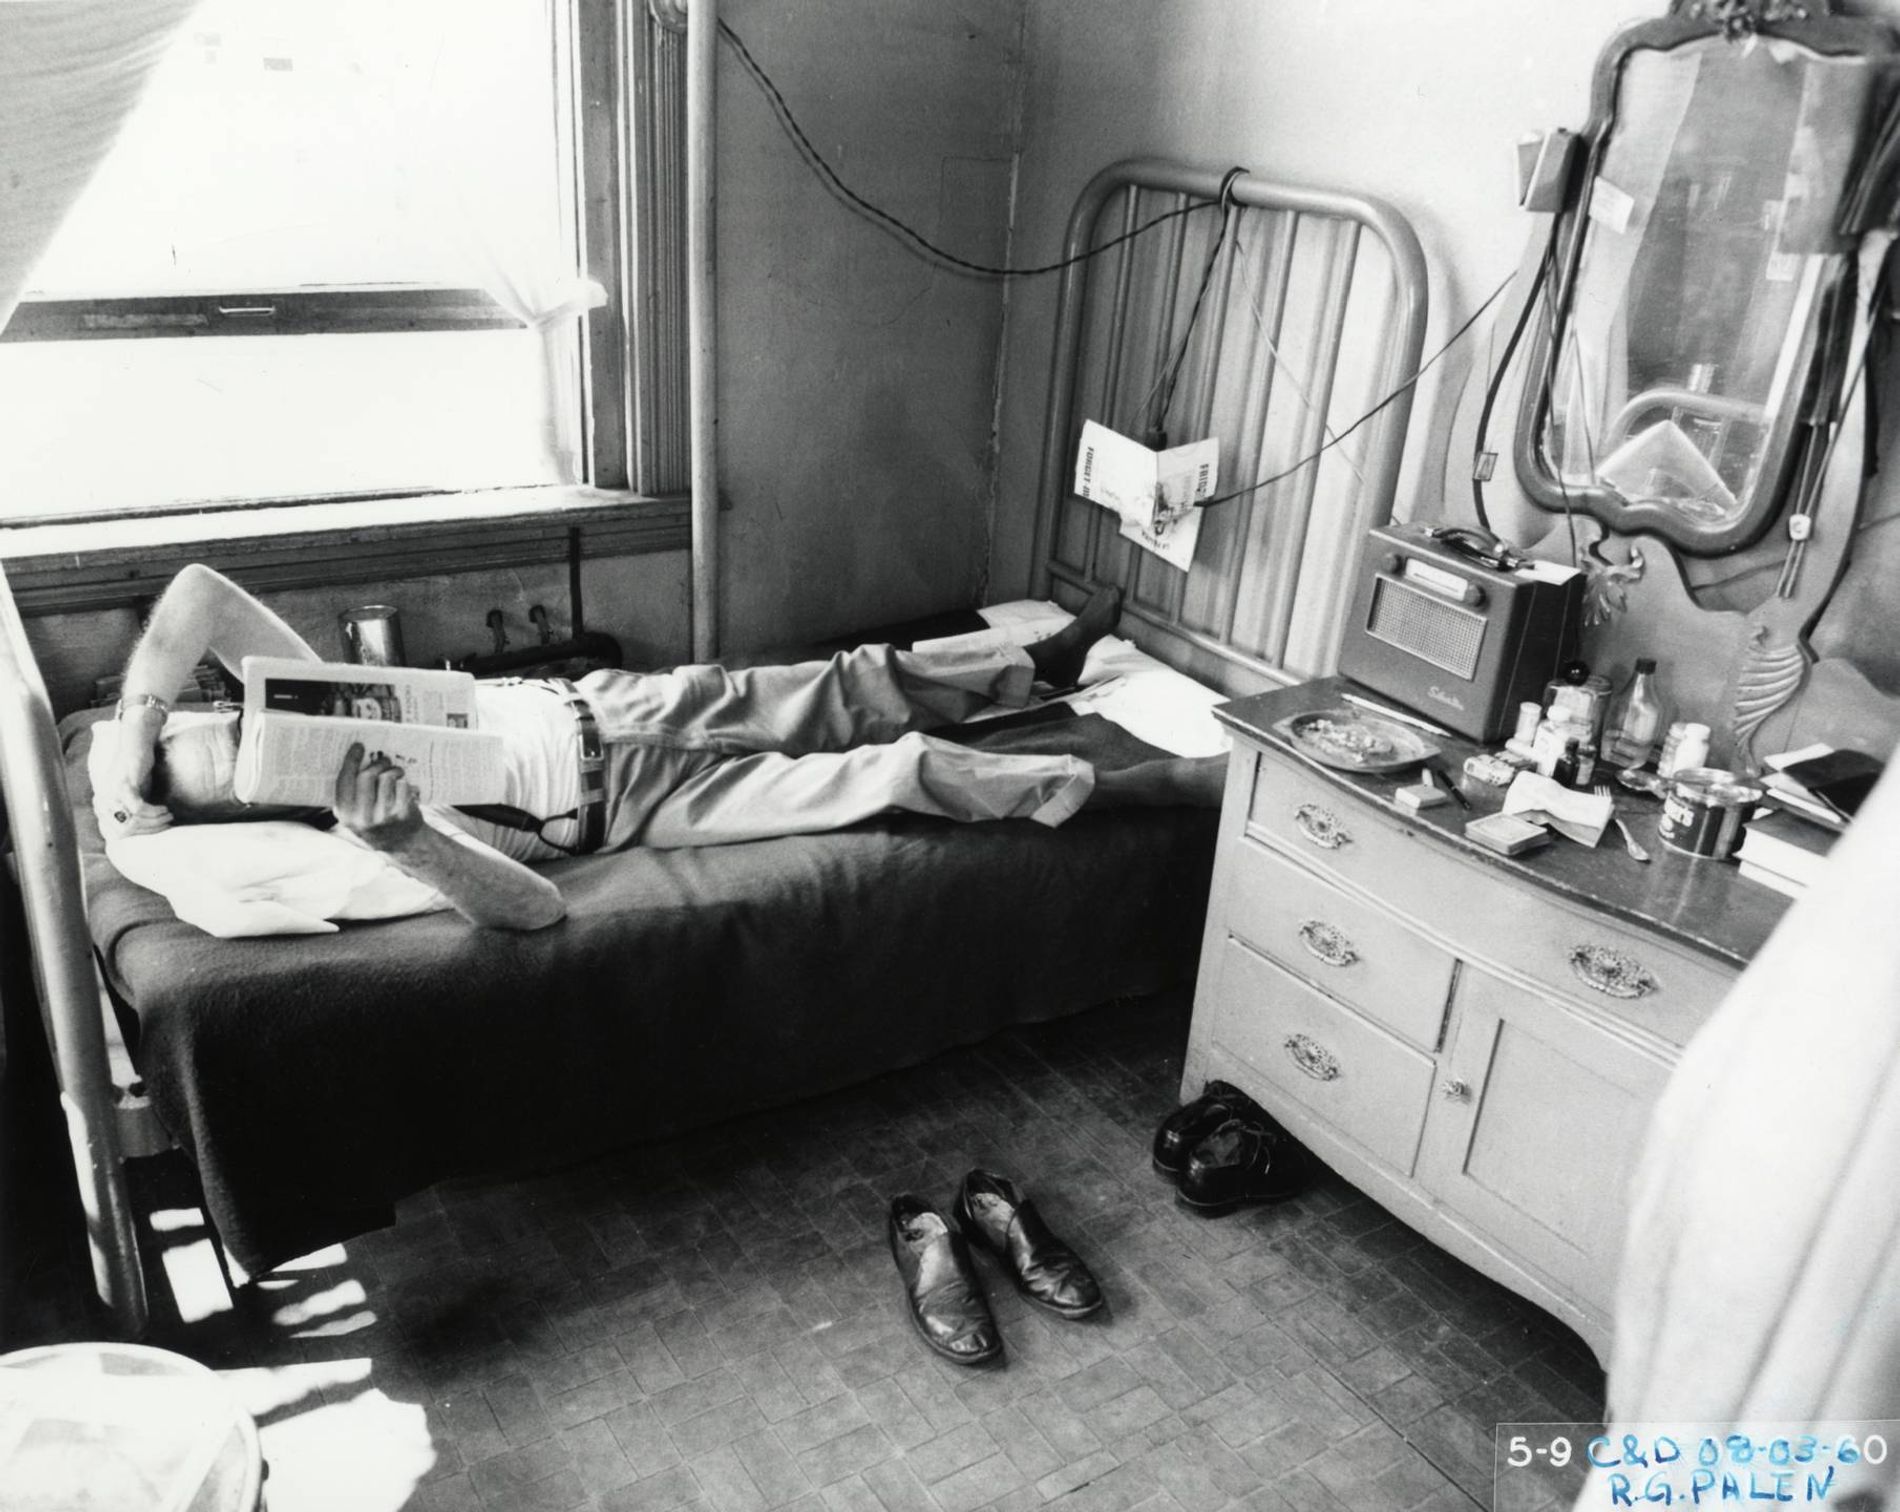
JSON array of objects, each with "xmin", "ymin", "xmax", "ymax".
[{"xmin": 1274, "ymin": 707, "xmax": 1439, "ymax": 773}]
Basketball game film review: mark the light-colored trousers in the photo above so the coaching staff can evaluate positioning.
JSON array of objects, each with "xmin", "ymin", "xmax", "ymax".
[{"xmin": 577, "ymin": 642, "xmax": 1094, "ymax": 849}]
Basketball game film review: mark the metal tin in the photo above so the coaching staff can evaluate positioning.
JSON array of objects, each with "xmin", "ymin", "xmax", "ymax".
[
  {"xmin": 339, "ymin": 605, "xmax": 405, "ymax": 666},
  {"xmin": 1657, "ymin": 766, "xmax": 1763, "ymax": 860}
]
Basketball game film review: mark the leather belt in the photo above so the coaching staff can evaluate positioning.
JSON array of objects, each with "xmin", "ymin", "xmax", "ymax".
[{"xmin": 549, "ymin": 677, "xmax": 607, "ymax": 855}]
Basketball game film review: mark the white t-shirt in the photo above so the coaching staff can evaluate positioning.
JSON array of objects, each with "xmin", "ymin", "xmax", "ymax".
[{"xmin": 436, "ymin": 680, "xmax": 586, "ymax": 863}]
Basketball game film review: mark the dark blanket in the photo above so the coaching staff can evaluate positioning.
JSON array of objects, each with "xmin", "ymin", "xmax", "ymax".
[{"xmin": 67, "ymin": 710, "xmax": 1216, "ymax": 1277}]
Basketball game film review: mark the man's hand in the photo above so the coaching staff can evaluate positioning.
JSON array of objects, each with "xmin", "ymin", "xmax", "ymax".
[
  {"xmin": 94, "ymin": 710, "xmax": 173, "ymax": 839},
  {"xmin": 333, "ymin": 742, "xmax": 427, "ymax": 853}
]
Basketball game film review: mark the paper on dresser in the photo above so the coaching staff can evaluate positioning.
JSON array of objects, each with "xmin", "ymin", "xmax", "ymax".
[{"xmin": 1502, "ymin": 771, "xmax": 1612, "ymax": 847}]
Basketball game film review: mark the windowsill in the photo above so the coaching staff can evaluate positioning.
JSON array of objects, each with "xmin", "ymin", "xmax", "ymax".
[{"xmin": 0, "ymin": 484, "xmax": 691, "ymax": 614}]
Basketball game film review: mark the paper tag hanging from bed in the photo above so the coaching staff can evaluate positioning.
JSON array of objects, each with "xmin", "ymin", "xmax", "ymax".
[{"xmin": 1073, "ymin": 420, "xmax": 1218, "ymax": 572}]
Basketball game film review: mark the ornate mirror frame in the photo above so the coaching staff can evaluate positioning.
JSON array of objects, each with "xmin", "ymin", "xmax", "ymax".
[{"xmin": 1511, "ymin": 0, "xmax": 1894, "ymax": 558}]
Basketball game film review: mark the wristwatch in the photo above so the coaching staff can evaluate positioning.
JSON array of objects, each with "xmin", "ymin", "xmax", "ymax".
[{"xmin": 114, "ymin": 692, "xmax": 172, "ymax": 721}]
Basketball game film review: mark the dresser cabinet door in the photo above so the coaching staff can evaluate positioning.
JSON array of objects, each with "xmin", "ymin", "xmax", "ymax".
[{"xmin": 1417, "ymin": 964, "xmax": 1672, "ymax": 1320}]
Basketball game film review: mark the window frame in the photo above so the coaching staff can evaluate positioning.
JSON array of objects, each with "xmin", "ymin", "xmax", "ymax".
[{"xmin": 0, "ymin": 0, "xmax": 690, "ymax": 552}]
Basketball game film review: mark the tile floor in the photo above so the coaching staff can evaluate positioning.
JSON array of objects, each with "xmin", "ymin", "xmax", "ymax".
[{"xmin": 5, "ymin": 990, "xmax": 1603, "ymax": 1511}]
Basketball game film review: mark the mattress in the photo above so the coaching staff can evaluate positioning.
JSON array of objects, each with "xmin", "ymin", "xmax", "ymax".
[{"xmin": 67, "ymin": 691, "xmax": 1219, "ymax": 1277}]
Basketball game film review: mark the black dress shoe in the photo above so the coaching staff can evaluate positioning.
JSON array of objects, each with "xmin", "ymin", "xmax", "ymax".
[
  {"xmin": 954, "ymin": 1170, "xmax": 1104, "ymax": 1320},
  {"xmin": 888, "ymin": 1195, "xmax": 1002, "ymax": 1364},
  {"xmin": 1153, "ymin": 1079, "xmax": 1269, "ymax": 1179},
  {"xmin": 1176, "ymin": 1117, "xmax": 1313, "ymax": 1216}
]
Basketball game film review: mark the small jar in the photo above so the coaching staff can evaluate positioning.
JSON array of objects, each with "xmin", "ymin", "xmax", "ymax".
[
  {"xmin": 1542, "ymin": 663, "xmax": 1611, "ymax": 762},
  {"xmin": 1659, "ymin": 720, "xmax": 1711, "ymax": 777}
]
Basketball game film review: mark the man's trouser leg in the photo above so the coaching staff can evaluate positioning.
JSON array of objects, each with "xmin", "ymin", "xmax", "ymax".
[
  {"xmin": 581, "ymin": 643, "xmax": 1035, "ymax": 758},
  {"xmin": 637, "ymin": 732, "xmax": 1093, "ymax": 848}
]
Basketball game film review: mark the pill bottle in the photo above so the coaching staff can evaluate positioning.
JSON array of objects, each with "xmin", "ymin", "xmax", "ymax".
[{"xmin": 1658, "ymin": 720, "xmax": 1711, "ymax": 777}]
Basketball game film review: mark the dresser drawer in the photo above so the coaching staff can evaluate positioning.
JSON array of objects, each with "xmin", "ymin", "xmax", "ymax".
[
  {"xmin": 1207, "ymin": 937, "xmax": 1434, "ymax": 1176},
  {"xmin": 1223, "ymin": 836, "xmax": 1454, "ymax": 1051},
  {"xmin": 1244, "ymin": 753, "xmax": 1734, "ymax": 1046}
]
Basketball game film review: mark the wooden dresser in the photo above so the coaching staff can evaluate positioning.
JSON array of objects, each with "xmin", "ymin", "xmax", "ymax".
[{"xmin": 1184, "ymin": 680, "xmax": 1790, "ymax": 1361}]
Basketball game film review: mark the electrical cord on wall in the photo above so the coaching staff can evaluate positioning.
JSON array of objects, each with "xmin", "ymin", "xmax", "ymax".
[
  {"xmin": 1185, "ymin": 269, "xmax": 1515, "ymax": 512},
  {"xmin": 719, "ymin": 19, "xmax": 1231, "ymax": 279},
  {"xmin": 721, "ymin": 18, "xmax": 1521, "ymax": 505},
  {"xmin": 1145, "ymin": 167, "xmax": 1247, "ymax": 444}
]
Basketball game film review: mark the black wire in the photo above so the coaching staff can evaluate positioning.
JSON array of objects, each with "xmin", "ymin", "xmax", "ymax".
[
  {"xmin": 718, "ymin": 20, "xmax": 1222, "ymax": 279},
  {"xmin": 1470, "ymin": 214, "xmax": 1566, "ymax": 532},
  {"xmin": 1190, "ymin": 269, "xmax": 1515, "ymax": 511},
  {"xmin": 1147, "ymin": 168, "xmax": 1246, "ymax": 442}
]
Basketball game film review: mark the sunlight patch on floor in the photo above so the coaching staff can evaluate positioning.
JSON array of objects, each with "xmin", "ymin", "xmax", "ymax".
[{"xmin": 219, "ymin": 1363, "xmax": 433, "ymax": 1512}]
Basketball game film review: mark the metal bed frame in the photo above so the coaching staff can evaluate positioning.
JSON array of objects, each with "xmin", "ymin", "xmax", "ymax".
[
  {"xmin": 0, "ymin": 159, "xmax": 1427, "ymax": 1340},
  {"xmin": 1033, "ymin": 160, "xmax": 1428, "ymax": 696},
  {"xmin": 0, "ymin": 564, "xmax": 150, "ymax": 1335}
]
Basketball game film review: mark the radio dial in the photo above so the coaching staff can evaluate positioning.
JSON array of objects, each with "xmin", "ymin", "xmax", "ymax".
[
  {"xmin": 1381, "ymin": 552, "xmax": 1403, "ymax": 575},
  {"xmin": 1467, "ymin": 586, "xmax": 1487, "ymax": 609}
]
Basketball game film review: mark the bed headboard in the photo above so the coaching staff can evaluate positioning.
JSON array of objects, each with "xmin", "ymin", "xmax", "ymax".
[{"xmin": 1033, "ymin": 159, "xmax": 1428, "ymax": 697}]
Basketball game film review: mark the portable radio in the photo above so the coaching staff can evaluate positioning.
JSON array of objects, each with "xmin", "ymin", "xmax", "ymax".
[{"xmin": 1336, "ymin": 523, "xmax": 1583, "ymax": 743}]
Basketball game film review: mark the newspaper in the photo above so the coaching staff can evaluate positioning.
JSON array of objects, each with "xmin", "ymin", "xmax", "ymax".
[
  {"xmin": 1073, "ymin": 419, "xmax": 1219, "ymax": 571},
  {"xmin": 233, "ymin": 657, "xmax": 506, "ymax": 807}
]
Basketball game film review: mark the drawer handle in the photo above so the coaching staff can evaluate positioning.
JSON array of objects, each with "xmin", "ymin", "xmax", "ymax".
[
  {"xmin": 1293, "ymin": 803, "xmax": 1352, "ymax": 850},
  {"xmin": 1283, "ymin": 1033, "xmax": 1341, "ymax": 1082},
  {"xmin": 1568, "ymin": 943, "xmax": 1660, "ymax": 1001},
  {"xmin": 1296, "ymin": 919, "xmax": 1359, "ymax": 969},
  {"xmin": 1441, "ymin": 1079, "xmax": 1472, "ymax": 1102}
]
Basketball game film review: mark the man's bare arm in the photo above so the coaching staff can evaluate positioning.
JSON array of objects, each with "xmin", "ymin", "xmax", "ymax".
[
  {"xmin": 336, "ymin": 744, "xmax": 566, "ymax": 931},
  {"xmin": 101, "ymin": 565, "xmax": 321, "ymax": 833},
  {"xmin": 122, "ymin": 562, "xmax": 318, "ymax": 700}
]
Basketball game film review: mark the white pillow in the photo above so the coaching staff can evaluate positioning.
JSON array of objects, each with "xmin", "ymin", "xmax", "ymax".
[{"xmin": 104, "ymin": 821, "xmax": 448, "ymax": 938}]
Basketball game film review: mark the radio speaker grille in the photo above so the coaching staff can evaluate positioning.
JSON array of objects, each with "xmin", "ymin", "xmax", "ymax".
[{"xmin": 1367, "ymin": 578, "xmax": 1484, "ymax": 678}]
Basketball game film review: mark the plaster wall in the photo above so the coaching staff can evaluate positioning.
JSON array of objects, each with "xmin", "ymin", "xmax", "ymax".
[{"xmin": 709, "ymin": 0, "xmax": 1023, "ymax": 652}]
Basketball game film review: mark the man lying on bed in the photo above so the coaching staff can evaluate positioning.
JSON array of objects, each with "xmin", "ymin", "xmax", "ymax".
[{"xmin": 90, "ymin": 565, "xmax": 1226, "ymax": 932}]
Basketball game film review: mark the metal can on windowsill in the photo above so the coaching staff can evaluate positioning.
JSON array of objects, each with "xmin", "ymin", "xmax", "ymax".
[{"xmin": 1657, "ymin": 767, "xmax": 1763, "ymax": 860}]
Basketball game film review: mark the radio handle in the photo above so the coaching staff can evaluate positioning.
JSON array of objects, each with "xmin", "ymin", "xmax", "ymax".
[{"xmin": 1424, "ymin": 524, "xmax": 1524, "ymax": 573}]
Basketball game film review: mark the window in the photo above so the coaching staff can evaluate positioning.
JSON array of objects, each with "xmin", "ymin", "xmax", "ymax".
[{"xmin": 0, "ymin": 0, "xmax": 683, "ymax": 525}]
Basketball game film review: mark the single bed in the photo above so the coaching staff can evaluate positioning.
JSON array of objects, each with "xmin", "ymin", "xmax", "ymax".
[{"xmin": 0, "ymin": 159, "xmax": 1426, "ymax": 1333}]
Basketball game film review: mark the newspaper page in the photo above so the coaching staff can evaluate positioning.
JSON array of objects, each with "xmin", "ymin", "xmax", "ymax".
[
  {"xmin": 234, "ymin": 657, "xmax": 504, "ymax": 806},
  {"xmin": 1073, "ymin": 419, "xmax": 1218, "ymax": 572},
  {"xmin": 240, "ymin": 656, "xmax": 478, "ymax": 728}
]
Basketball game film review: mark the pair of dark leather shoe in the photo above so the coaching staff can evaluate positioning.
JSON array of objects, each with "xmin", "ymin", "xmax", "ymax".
[
  {"xmin": 1153, "ymin": 1079, "xmax": 1314, "ymax": 1216},
  {"xmin": 888, "ymin": 1170, "xmax": 1103, "ymax": 1366}
]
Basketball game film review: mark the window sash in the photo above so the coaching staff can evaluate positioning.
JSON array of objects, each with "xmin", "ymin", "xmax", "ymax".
[{"xmin": 0, "ymin": 0, "xmax": 689, "ymax": 504}]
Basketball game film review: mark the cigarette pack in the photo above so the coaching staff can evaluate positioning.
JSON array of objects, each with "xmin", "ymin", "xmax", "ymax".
[{"xmin": 1464, "ymin": 812, "xmax": 1552, "ymax": 857}]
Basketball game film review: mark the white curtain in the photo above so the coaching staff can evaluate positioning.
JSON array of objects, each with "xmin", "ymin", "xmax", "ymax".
[
  {"xmin": 0, "ymin": 0, "xmax": 204, "ymax": 336},
  {"xmin": 2, "ymin": 0, "xmax": 602, "ymax": 481},
  {"xmin": 327, "ymin": 0, "xmax": 606, "ymax": 481},
  {"xmin": 1579, "ymin": 756, "xmax": 1900, "ymax": 1506}
]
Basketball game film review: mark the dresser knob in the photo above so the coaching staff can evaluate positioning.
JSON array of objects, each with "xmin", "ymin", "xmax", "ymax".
[
  {"xmin": 1283, "ymin": 1033, "xmax": 1341, "ymax": 1082},
  {"xmin": 1293, "ymin": 803, "xmax": 1352, "ymax": 851},
  {"xmin": 1441, "ymin": 1078, "xmax": 1472, "ymax": 1102},
  {"xmin": 1296, "ymin": 919, "xmax": 1359, "ymax": 968},
  {"xmin": 1568, "ymin": 943, "xmax": 1659, "ymax": 1000}
]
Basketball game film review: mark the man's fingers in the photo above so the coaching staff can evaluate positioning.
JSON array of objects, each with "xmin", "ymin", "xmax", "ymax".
[
  {"xmin": 334, "ymin": 742, "xmax": 368, "ymax": 811},
  {"xmin": 375, "ymin": 765, "xmax": 405, "ymax": 816}
]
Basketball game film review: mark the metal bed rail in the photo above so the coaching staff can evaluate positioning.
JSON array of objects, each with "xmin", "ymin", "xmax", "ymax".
[
  {"xmin": 1033, "ymin": 159, "xmax": 1429, "ymax": 695},
  {"xmin": 0, "ymin": 562, "xmax": 147, "ymax": 1336}
]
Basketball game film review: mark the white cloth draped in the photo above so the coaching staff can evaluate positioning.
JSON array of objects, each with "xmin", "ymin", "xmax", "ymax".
[{"xmin": 1581, "ymin": 759, "xmax": 1900, "ymax": 1506}]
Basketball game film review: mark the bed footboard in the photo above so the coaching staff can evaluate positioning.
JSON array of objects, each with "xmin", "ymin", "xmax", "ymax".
[{"xmin": 0, "ymin": 563, "xmax": 147, "ymax": 1337}]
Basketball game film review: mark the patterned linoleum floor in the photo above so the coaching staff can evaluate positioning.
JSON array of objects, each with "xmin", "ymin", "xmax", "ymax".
[{"xmin": 6, "ymin": 991, "xmax": 1603, "ymax": 1512}]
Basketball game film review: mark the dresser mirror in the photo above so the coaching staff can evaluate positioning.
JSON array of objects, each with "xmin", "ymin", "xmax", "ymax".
[{"xmin": 1513, "ymin": 3, "xmax": 1887, "ymax": 559}]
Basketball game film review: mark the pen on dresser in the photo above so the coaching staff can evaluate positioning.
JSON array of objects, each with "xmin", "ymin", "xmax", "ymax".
[
  {"xmin": 1428, "ymin": 757, "xmax": 1472, "ymax": 809},
  {"xmin": 1339, "ymin": 691, "xmax": 1457, "ymax": 740}
]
